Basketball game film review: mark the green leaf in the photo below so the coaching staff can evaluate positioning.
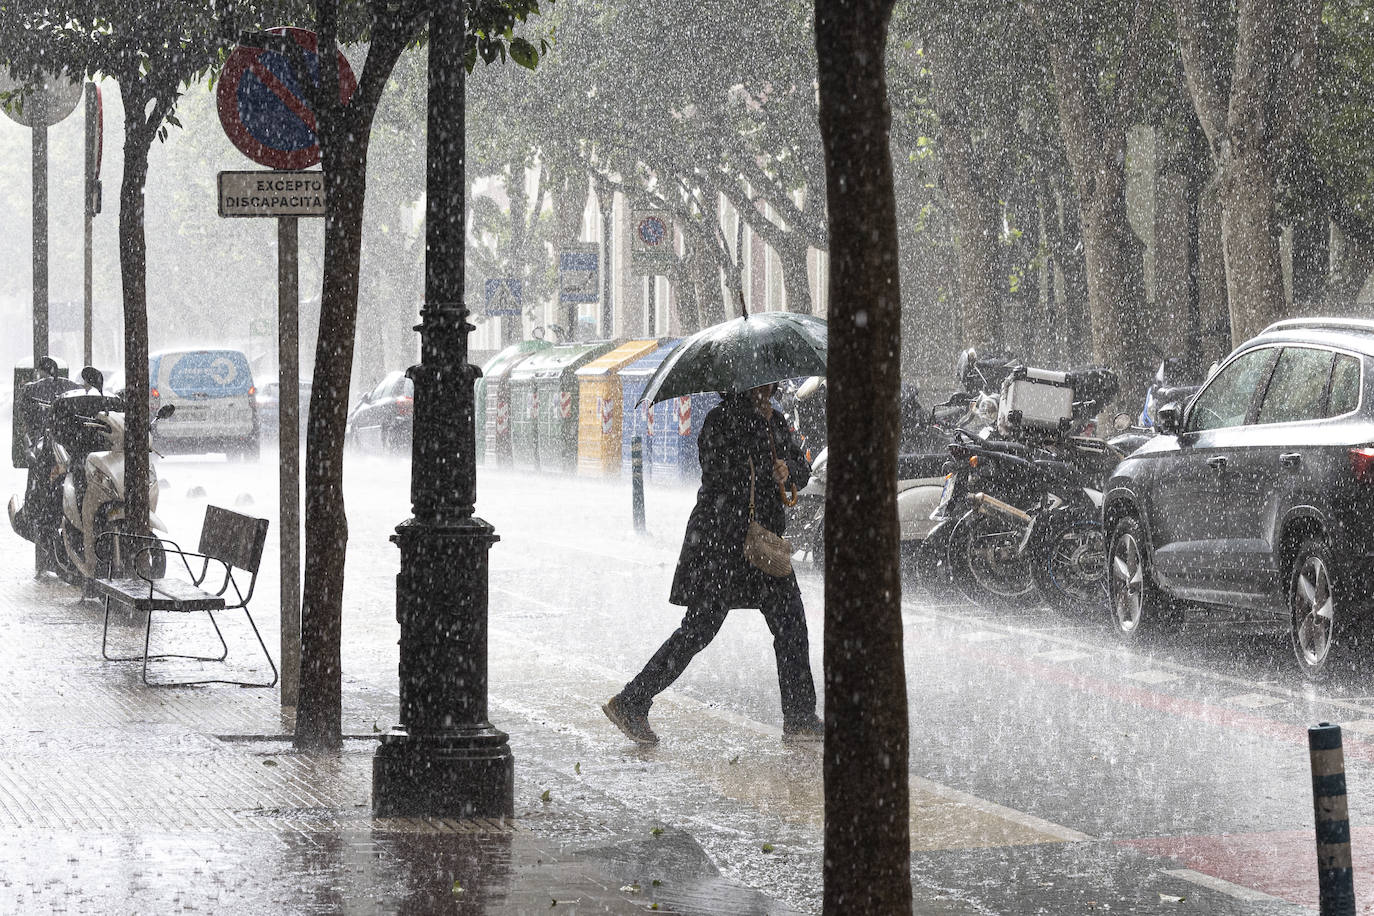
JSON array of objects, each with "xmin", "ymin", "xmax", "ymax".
[
  {"xmin": 262, "ymin": 759, "xmax": 278, "ymax": 767},
  {"xmin": 540, "ymin": 788, "xmax": 552, "ymax": 803},
  {"xmin": 761, "ymin": 843, "xmax": 774, "ymax": 853},
  {"xmin": 510, "ymin": 37, "xmax": 539, "ymax": 70},
  {"xmin": 650, "ymin": 827, "xmax": 663, "ymax": 836},
  {"xmin": 452, "ymin": 880, "xmax": 464, "ymax": 894},
  {"xmin": 574, "ymin": 762, "xmax": 581, "ymax": 775}
]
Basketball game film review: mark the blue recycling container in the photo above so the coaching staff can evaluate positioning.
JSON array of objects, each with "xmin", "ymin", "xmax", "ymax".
[
  {"xmin": 651, "ymin": 390, "xmax": 720, "ymax": 482},
  {"xmin": 619, "ymin": 340, "xmax": 678, "ymax": 479}
]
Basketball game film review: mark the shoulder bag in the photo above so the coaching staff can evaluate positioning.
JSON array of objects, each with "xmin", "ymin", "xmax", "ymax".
[{"xmin": 744, "ymin": 458, "xmax": 794, "ymax": 577}]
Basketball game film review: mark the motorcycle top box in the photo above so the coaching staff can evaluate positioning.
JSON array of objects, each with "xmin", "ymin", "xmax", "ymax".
[{"xmin": 998, "ymin": 366, "xmax": 1075, "ymax": 433}]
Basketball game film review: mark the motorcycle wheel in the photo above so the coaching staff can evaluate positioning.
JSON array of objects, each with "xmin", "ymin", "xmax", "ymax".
[
  {"xmin": 946, "ymin": 509, "xmax": 1036, "ymax": 609},
  {"xmin": 46, "ymin": 530, "xmax": 84, "ymax": 586},
  {"xmin": 1032, "ymin": 515, "xmax": 1108, "ymax": 615}
]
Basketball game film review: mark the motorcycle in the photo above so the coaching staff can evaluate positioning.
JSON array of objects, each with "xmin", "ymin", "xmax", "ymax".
[
  {"xmin": 8, "ymin": 356, "xmax": 84, "ymax": 579},
  {"xmin": 932, "ymin": 365, "xmax": 1126, "ymax": 612},
  {"xmin": 49, "ymin": 368, "xmax": 174, "ymax": 581},
  {"xmin": 786, "ymin": 347, "xmax": 1013, "ymax": 580}
]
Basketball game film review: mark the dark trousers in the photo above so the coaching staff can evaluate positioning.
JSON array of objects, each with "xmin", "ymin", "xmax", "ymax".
[{"xmin": 621, "ymin": 576, "xmax": 818, "ymax": 727}]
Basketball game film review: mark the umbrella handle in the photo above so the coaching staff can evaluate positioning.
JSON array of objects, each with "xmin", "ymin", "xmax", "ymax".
[{"xmin": 780, "ymin": 480, "xmax": 798, "ymax": 507}]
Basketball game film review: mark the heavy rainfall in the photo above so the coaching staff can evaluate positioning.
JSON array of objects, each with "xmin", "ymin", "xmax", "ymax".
[{"xmin": 0, "ymin": 0, "xmax": 1371, "ymax": 913}]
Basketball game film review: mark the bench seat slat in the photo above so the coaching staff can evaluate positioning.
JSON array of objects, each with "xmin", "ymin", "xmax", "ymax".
[{"xmin": 88, "ymin": 577, "xmax": 225, "ymax": 612}]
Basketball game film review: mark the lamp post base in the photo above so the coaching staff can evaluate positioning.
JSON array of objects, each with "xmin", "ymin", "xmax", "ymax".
[{"xmin": 373, "ymin": 727, "xmax": 514, "ymax": 818}]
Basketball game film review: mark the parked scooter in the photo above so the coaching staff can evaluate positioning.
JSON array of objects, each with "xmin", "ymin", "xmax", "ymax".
[
  {"xmin": 48, "ymin": 368, "xmax": 174, "ymax": 581},
  {"xmin": 8, "ymin": 357, "xmax": 84, "ymax": 579}
]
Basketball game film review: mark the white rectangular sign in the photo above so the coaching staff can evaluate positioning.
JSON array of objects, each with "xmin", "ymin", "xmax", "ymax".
[{"xmin": 218, "ymin": 170, "xmax": 326, "ymax": 218}]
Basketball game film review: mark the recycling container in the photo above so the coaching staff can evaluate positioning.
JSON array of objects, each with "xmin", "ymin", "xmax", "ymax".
[
  {"xmin": 618, "ymin": 340, "xmax": 679, "ymax": 479},
  {"xmin": 575, "ymin": 339, "xmax": 660, "ymax": 476},
  {"xmin": 518, "ymin": 340, "xmax": 618, "ymax": 473},
  {"xmin": 477, "ymin": 340, "xmax": 551, "ymax": 467},
  {"xmin": 651, "ymin": 390, "xmax": 721, "ymax": 482}
]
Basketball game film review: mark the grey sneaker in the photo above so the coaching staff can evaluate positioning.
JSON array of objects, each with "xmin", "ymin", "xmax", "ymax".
[
  {"xmin": 602, "ymin": 695, "xmax": 658, "ymax": 745},
  {"xmin": 783, "ymin": 715, "xmax": 824, "ymax": 744}
]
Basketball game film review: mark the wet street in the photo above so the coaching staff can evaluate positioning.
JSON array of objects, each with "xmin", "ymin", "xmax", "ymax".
[{"xmin": 7, "ymin": 445, "xmax": 1374, "ymax": 913}]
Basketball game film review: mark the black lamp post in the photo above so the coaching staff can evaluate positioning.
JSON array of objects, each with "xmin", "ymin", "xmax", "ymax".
[{"xmin": 372, "ymin": 0, "xmax": 514, "ymax": 818}]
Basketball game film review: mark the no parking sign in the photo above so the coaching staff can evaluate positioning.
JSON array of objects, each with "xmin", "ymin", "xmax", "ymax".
[{"xmin": 216, "ymin": 27, "xmax": 357, "ymax": 169}]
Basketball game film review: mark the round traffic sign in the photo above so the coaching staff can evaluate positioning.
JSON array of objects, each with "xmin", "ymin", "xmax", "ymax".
[
  {"xmin": 0, "ymin": 69, "xmax": 83, "ymax": 128},
  {"xmin": 637, "ymin": 215, "xmax": 669, "ymax": 247},
  {"xmin": 216, "ymin": 27, "xmax": 357, "ymax": 170}
]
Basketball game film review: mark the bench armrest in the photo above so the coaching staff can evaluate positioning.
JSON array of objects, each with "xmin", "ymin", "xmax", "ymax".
[
  {"xmin": 150, "ymin": 549, "xmax": 247, "ymax": 607},
  {"xmin": 93, "ymin": 530, "xmax": 200, "ymax": 581}
]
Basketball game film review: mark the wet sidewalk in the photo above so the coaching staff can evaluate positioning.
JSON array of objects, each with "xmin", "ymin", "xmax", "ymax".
[{"xmin": 0, "ymin": 550, "xmax": 800, "ymax": 914}]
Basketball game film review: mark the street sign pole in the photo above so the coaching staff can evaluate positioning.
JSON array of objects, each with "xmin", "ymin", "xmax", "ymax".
[
  {"xmin": 1, "ymin": 71, "xmax": 81, "ymax": 369},
  {"xmin": 32, "ymin": 119, "xmax": 48, "ymax": 368},
  {"xmin": 216, "ymin": 27, "xmax": 354, "ymax": 714},
  {"xmin": 278, "ymin": 216, "xmax": 301, "ymax": 708},
  {"xmin": 83, "ymin": 83, "xmax": 99, "ymax": 368}
]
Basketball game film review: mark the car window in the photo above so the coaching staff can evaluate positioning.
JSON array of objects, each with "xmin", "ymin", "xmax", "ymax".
[
  {"xmin": 1186, "ymin": 347, "xmax": 1275, "ymax": 432},
  {"xmin": 1256, "ymin": 347, "xmax": 1334, "ymax": 425},
  {"xmin": 1328, "ymin": 354, "xmax": 1362, "ymax": 417},
  {"xmin": 385, "ymin": 374, "xmax": 410, "ymax": 398},
  {"xmin": 367, "ymin": 376, "xmax": 394, "ymax": 401}
]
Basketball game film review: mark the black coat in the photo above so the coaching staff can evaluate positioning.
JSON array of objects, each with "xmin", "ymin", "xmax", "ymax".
[{"xmin": 669, "ymin": 394, "xmax": 811, "ymax": 608}]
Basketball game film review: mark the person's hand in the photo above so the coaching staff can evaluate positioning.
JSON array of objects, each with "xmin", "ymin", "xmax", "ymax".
[{"xmin": 772, "ymin": 458, "xmax": 789, "ymax": 486}]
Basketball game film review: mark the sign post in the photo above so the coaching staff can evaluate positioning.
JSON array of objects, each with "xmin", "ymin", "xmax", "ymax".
[
  {"xmin": 558, "ymin": 243, "xmax": 599, "ymax": 337},
  {"xmin": 82, "ymin": 83, "xmax": 102, "ymax": 368},
  {"xmin": 217, "ymin": 27, "xmax": 355, "ymax": 711},
  {"xmin": 0, "ymin": 71, "xmax": 82, "ymax": 368}
]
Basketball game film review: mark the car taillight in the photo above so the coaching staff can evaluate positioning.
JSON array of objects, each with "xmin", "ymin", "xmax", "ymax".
[
  {"xmin": 248, "ymin": 385, "xmax": 256, "ymax": 396},
  {"xmin": 1349, "ymin": 447, "xmax": 1374, "ymax": 483},
  {"xmin": 150, "ymin": 387, "xmax": 160, "ymax": 399},
  {"xmin": 396, "ymin": 396, "xmax": 413, "ymax": 417}
]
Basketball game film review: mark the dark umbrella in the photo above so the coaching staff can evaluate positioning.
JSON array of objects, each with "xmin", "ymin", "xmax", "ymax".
[{"xmin": 637, "ymin": 312, "xmax": 827, "ymax": 405}]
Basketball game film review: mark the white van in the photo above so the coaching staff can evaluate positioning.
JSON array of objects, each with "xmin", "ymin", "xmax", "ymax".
[{"xmin": 148, "ymin": 349, "xmax": 260, "ymax": 460}]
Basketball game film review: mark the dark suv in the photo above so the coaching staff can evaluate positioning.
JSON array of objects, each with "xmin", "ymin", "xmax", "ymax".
[{"xmin": 1102, "ymin": 317, "xmax": 1374, "ymax": 679}]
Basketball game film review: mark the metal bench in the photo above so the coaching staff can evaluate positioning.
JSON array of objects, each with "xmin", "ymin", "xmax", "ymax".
[{"xmin": 91, "ymin": 506, "xmax": 277, "ymax": 688}]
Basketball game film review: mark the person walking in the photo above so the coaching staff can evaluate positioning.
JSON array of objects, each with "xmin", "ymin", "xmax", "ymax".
[{"xmin": 603, "ymin": 382, "xmax": 823, "ymax": 744}]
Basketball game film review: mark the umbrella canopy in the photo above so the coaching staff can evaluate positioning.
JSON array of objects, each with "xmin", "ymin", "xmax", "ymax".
[{"xmin": 637, "ymin": 312, "xmax": 827, "ymax": 406}]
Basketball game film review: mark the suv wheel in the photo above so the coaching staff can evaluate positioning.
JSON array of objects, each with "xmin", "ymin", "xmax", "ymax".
[
  {"xmin": 1289, "ymin": 538, "xmax": 1347, "ymax": 681},
  {"xmin": 1107, "ymin": 515, "xmax": 1179, "ymax": 641}
]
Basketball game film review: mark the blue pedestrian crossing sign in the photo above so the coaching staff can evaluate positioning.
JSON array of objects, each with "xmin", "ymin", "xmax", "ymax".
[{"xmin": 485, "ymin": 278, "xmax": 523, "ymax": 317}]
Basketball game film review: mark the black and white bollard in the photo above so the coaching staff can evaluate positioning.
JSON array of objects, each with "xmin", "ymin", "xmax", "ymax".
[
  {"xmin": 1309, "ymin": 722, "xmax": 1357, "ymax": 916},
  {"xmin": 631, "ymin": 435, "xmax": 646, "ymax": 533}
]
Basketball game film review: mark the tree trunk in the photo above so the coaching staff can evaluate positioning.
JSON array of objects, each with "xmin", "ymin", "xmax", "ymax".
[
  {"xmin": 1006, "ymin": 179, "xmax": 1041, "ymax": 356},
  {"xmin": 1042, "ymin": 31, "xmax": 1151, "ymax": 394},
  {"xmin": 1219, "ymin": 148, "xmax": 1287, "ymax": 340},
  {"xmin": 1152, "ymin": 130, "xmax": 1197, "ymax": 366},
  {"xmin": 928, "ymin": 30, "xmax": 1004, "ymax": 351},
  {"xmin": 118, "ymin": 108, "xmax": 155, "ymax": 536},
  {"xmin": 506, "ymin": 158, "xmax": 530, "ymax": 342},
  {"xmin": 597, "ymin": 181, "xmax": 615, "ymax": 337},
  {"xmin": 551, "ymin": 164, "xmax": 589, "ymax": 331},
  {"xmin": 1196, "ymin": 170, "xmax": 1233, "ymax": 368},
  {"xmin": 1040, "ymin": 172, "xmax": 1091, "ymax": 363},
  {"xmin": 778, "ymin": 236, "xmax": 814, "ymax": 314},
  {"xmin": 296, "ymin": 148, "xmax": 368, "ymax": 753},
  {"xmin": 815, "ymin": 2, "xmax": 911, "ymax": 912},
  {"xmin": 1327, "ymin": 224, "xmax": 1374, "ymax": 311},
  {"xmin": 1290, "ymin": 214, "xmax": 1328, "ymax": 314}
]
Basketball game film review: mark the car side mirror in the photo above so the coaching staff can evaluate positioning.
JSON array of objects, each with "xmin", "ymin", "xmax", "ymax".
[
  {"xmin": 156, "ymin": 404, "xmax": 176, "ymax": 420},
  {"xmin": 1156, "ymin": 403, "xmax": 1182, "ymax": 435},
  {"xmin": 1112, "ymin": 412, "xmax": 1132, "ymax": 432}
]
